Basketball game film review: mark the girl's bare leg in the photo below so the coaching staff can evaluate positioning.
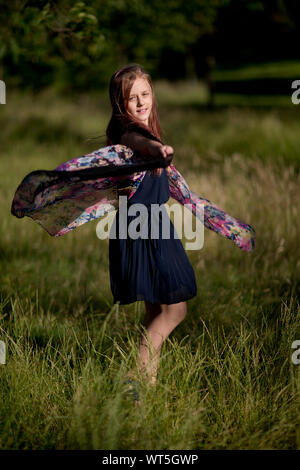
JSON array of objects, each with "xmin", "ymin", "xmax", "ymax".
[{"xmin": 136, "ymin": 300, "xmax": 187, "ymax": 384}]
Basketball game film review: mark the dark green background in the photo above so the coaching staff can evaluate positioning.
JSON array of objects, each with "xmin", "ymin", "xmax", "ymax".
[{"xmin": 1, "ymin": 0, "xmax": 300, "ymax": 94}]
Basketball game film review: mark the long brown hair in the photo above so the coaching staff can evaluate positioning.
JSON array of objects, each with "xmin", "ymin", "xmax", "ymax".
[{"xmin": 106, "ymin": 64, "xmax": 164, "ymax": 175}]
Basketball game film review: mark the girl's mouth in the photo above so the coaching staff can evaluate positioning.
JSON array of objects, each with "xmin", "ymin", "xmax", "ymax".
[{"xmin": 137, "ymin": 108, "xmax": 147, "ymax": 114}]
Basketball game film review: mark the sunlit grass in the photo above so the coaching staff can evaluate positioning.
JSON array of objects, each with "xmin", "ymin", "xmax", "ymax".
[{"xmin": 213, "ymin": 59, "xmax": 300, "ymax": 80}]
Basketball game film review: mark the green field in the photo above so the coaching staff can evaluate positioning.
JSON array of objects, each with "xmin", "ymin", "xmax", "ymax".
[
  {"xmin": 0, "ymin": 84, "xmax": 300, "ymax": 449},
  {"xmin": 213, "ymin": 60, "xmax": 300, "ymax": 80}
]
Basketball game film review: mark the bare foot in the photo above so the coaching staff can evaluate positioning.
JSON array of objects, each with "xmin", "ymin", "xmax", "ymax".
[{"xmin": 150, "ymin": 376, "xmax": 157, "ymax": 386}]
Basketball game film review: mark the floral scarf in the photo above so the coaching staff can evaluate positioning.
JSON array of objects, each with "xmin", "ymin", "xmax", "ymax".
[{"xmin": 11, "ymin": 144, "xmax": 256, "ymax": 252}]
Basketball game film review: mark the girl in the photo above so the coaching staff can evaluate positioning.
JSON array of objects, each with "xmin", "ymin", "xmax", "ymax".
[
  {"xmin": 106, "ymin": 64, "xmax": 197, "ymax": 389},
  {"xmin": 11, "ymin": 64, "xmax": 255, "ymax": 403}
]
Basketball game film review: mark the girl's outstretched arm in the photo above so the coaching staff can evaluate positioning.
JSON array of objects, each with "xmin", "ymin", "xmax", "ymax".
[{"xmin": 120, "ymin": 132, "xmax": 173, "ymax": 160}]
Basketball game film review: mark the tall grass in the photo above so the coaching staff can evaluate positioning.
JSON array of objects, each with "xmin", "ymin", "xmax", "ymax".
[{"xmin": 0, "ymin": 85, "xmax": 300, "ymax": 449}]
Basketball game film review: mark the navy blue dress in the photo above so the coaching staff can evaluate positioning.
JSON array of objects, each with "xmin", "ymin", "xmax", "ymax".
[{"xmin": 109, "ymin": 167, "xmax": 197, "ymax": 305}]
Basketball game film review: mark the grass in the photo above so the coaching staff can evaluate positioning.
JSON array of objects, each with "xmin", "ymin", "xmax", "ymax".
[
  {"xmin": 212, "ymin": 59, "xmax": 300, "ymax": 81},
  {"xmin": 0, "ymin": 83, "xmax": 300, "ymax": 449}
]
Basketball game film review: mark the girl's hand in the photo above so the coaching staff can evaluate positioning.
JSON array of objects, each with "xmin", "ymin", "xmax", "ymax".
[{"xmin": 158, "ymin": 144, "xmax": 174, "ymax": 159}]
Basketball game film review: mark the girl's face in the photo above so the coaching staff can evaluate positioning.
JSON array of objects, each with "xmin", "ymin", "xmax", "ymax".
[{"xmin": 126, "ymin": 77, "xmax": 153, "ymax": 126}]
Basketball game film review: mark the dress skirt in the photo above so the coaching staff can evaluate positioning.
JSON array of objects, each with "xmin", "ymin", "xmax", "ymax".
[{"xmin": 109, "ymin": 167, "xmax": 197, "ymax": 305}]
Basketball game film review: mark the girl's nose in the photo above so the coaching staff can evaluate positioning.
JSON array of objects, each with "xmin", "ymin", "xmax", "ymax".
[{"xmin": 137, "ymin": 95, "xmax": 144, "ymax": 106}]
